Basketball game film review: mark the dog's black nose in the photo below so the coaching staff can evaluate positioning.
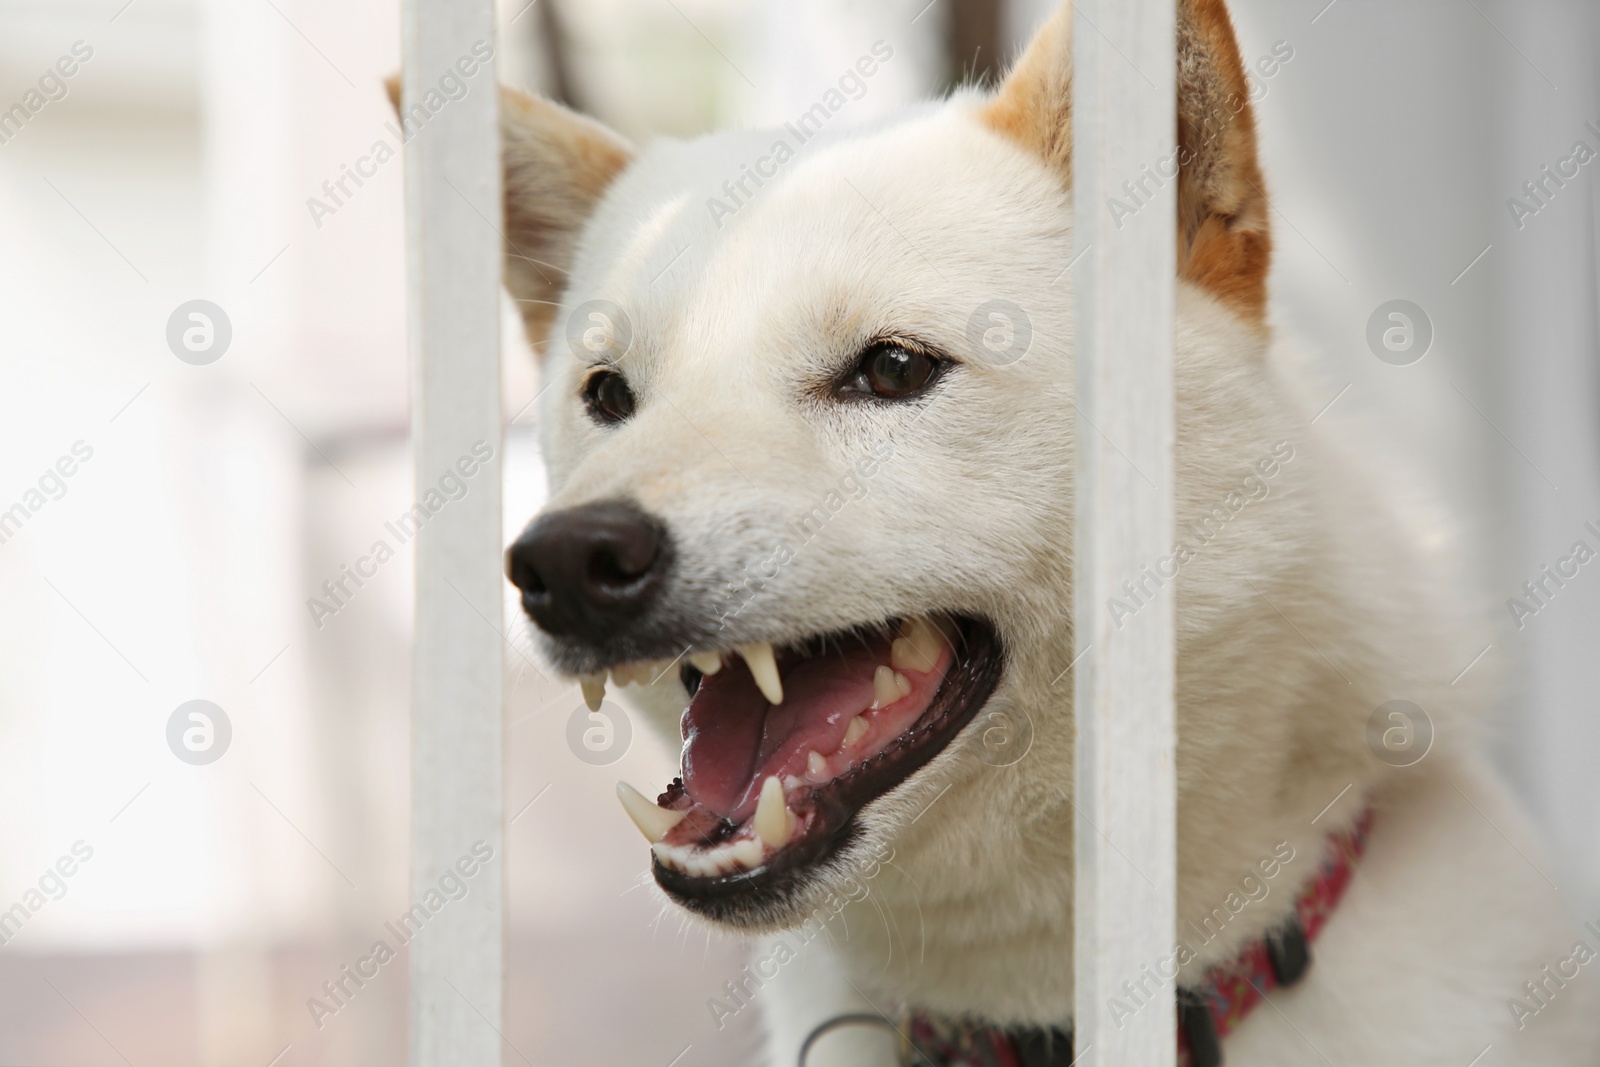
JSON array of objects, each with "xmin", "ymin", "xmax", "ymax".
[{"xmin": 506, "ymin": 501, "xmax": 670, "ymax": 641}]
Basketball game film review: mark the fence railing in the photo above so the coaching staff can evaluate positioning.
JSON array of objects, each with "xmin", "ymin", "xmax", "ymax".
[
  {"xmin": 401, "ymin": 0, "xmax": 505, "ymax": 1064},
  {"xmin": 1071, "ymin": 0, "xmax": 1177, "ymax": 1060}
]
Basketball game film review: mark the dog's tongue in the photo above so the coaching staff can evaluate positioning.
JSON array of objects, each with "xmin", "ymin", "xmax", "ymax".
[{"xmin": 680, "ymin": 638, "xmax": 888, "ymax": 819}]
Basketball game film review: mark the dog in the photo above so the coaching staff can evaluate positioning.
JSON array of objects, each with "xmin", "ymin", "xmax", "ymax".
[{"xmin": 481, "ymin": 1, "xmax": 1600, "ymax": 1063}]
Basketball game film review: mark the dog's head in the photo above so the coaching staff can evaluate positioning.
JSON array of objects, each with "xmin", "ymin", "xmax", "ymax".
[{"xmin": 500, "ymin": 0, "xmax": 1271, "ymax": 931}]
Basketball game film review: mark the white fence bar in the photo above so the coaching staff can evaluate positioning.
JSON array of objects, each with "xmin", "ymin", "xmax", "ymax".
[
  {"xmin": 1071, "ymin": 0, "xmax": 1176, "ymax": 1061},
  {"xmin": 401, "ymin": 1, "xmax": 504, "ymax": 1064}
]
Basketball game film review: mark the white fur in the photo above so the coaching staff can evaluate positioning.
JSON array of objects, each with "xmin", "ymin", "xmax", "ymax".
[{"xmin": 522, "ymin": 77, "xmax": 1600, "ymax": 1067}]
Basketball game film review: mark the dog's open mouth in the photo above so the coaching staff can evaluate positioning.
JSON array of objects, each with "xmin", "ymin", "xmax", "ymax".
[{"xmin": 603, "ymin": 615, "xmax": 1002, "ymax": 915}]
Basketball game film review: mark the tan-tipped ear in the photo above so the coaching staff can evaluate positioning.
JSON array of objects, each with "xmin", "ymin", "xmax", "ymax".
[
  {"xmin": 498, "ymin": 87, "xmax": 632, "ymax": 343},
  {"xmin": 981, "ymin": 1, "xmax": 1271, "ymax": 327},
  {"xmin": 981, "ymin": 4, "xmax": 1073, "ymax": 181},
  {"xmin": 384, "ymin": 78, "xmax": 632, "ymax": 344},
  {"xmin": 1175, "ymin": 0, "xmax": 1271, "ymax": 325}
]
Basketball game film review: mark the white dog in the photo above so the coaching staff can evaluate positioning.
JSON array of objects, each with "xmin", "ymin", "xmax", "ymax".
[{"xmin": 482, "ymin": 2, "xmax": 1600, "ymax": 1063}]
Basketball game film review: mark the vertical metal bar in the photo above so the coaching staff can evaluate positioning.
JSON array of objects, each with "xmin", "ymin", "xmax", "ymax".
[
  {"xmin": 1070, "ymin": 0, "xmax": 1176, "ymax": 1061},
  {"xmin": 401, "ymin": 1, "xmax": 503, "ymax": 1063}
]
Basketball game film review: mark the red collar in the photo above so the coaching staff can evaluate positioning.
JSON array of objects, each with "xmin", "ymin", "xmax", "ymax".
[{"xmin": 887, "ymin": 811, "xmax": 1375, "ymax": 1067}]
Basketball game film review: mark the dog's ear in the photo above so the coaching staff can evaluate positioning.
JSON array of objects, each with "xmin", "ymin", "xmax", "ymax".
[
  {"xmin": 1173, "ymin": 0, "xmax": 1271, "ymax": 324},
  {"xmin": 981, "ymin": 5, "xmax": 1074, "ymax": 180},
  {"xmin": 982, "ymin": 0, "xmax": 1271, "ymax": 326},
  {"xmin": 385, "ymin": 78, "xmax": 633, "ymax": 344}
]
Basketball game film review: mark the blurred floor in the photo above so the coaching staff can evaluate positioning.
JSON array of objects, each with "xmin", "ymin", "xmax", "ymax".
[{"xmin": 0, "ymin": 934, "xmax": 763, "ymax": 1066}]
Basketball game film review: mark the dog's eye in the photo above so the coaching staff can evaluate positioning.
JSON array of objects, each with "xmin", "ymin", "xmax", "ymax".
[
  {"xmin": 847, "ymin": 343, "xmax": 941, "ymax": 400},
  {"xmin": 583, "ymin": 368, "xmax": 636, "ymax": 424}
]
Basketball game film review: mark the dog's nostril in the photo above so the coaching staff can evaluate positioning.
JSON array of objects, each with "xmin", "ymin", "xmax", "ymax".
[
  {"xmin": 507, "ymin": 553, "xmax": 547, "ymax": 596},
  {"xmin": 589, "ymin": 551, "xmax": 636, "ymax": 589},
  {"xmin": 587, "ymin": 532, "xmax": 660, "ymax": 590}
]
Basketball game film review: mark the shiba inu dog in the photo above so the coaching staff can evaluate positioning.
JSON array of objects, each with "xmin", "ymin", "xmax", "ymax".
[{"xmin": 471, "ymin": 0, "xmax": 1600, "ymax": 1062}]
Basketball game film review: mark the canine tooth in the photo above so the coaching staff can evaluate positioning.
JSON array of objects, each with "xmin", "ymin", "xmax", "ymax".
[
  {"xmin": 754, "ymin": 775, "xmax": 794, "ymax": 849},
  {"xmin": 895, "ymin": 670, "xmax": 912, "ymax": 698},
  {"xmin": 872, "ymin": 665, "xmax": 902, "ymax": 708},
  {"xmin": 806, "ymin": 750, "xmax": 828, "ymax": 777},
  {"xmin": 739, "ymin": 643, "xmax": 784, "ymax": 704},
  {"xmin": 844, "ymin": 715, "xmax": 869, "ymax": 747},
  {"xmin": 689, "ymin": 650, "xmax": 724, "ymax": 676},
  {"xmin": 580, "ymin": 674, "xmax": 606, "ymax": 712},
  {"xmin": 616, "ymin": 781, "xmax": 685, "ymax": 843}
]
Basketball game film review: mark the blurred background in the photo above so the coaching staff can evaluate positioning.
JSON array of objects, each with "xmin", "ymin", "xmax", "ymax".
[{"xmin": 0, "ymin": 0, "xmax": 1596, "ymax": 1063}]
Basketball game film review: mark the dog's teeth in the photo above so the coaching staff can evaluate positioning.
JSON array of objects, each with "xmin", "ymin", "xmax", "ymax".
[
  {"xmin": 580, "ymin": 674, "xmax": 606, "ymax": 712},
  {"xmin": 688, "ymin": 650, "xmax": 723, "ymax": 676},
  {"xmin": 609, "ymin": 664, "xmax": 633, "ymax": 686},
  {"xmin": 891, "ymin": 617, "xmax": 944, "ymax": 673},
  {"xmin": 806, "ymin": 750, "xmax": 828, "ymax": 778},
  {"xmin": 894, "ymin": 670, "xmax": 912, "ymax": 698},
  {"xmin": 754, "ymin": 775, "xmax": 794, "ymax": 849},
  {"xmin": 616, "ymin": 781, "xmax": 684, "ymax": 843},
  {"xmin": 739, "ymin": 643, "xmax": 784, "ymax": 704},
  {"xmin": 872, "ymin": 665, "xmax": 901, "ymax": 707},
  {"xmin": 844, "ymin": 715, "xmax": 869, "ymax": 747},
  {"xmin": 731, "ymin": 837, "xmax": 764, "ymax": 869}
]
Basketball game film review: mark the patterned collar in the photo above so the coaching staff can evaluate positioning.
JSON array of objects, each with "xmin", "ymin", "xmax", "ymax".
[{"xmin": 866, "ymin": 811, "xmax": 1376, "ymax": 1067}]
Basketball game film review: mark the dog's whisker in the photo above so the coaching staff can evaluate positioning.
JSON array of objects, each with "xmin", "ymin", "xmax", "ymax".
[
  {"xmin": 866, "ymin": 890, "xmax": 894, "ymax": 972},
  {"xmin": 883, "ymin": 859, "xmax": 929, "ymax": 966}
]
